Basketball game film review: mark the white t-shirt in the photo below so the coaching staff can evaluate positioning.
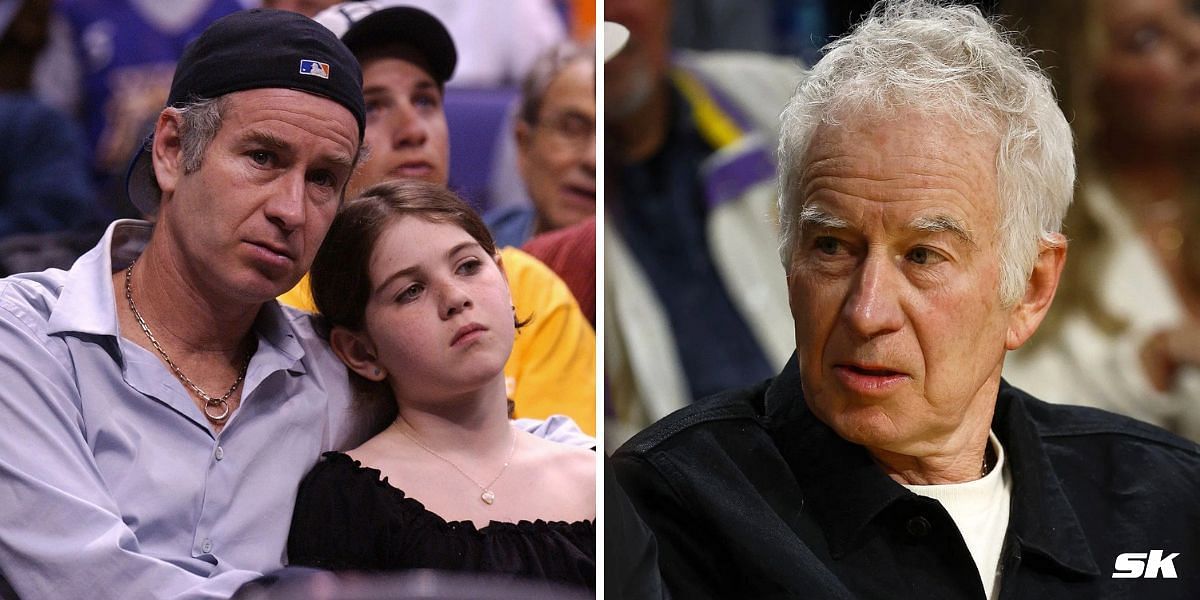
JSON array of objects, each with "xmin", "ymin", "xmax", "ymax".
[{"xmin": 903, "ymin": 432, "xmax": 1012, "ymax": 599}]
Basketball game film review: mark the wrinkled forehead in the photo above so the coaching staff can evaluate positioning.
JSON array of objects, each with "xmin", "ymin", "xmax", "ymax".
[
  {"xmin": 800, "ymin": 105, "xmax": 1000, "ymax": 186},
  {"xmin": 221, "ymin": 87, "xmax": 361, "ymax": 154},
  {"xmin": 798, "ymin": 108, "xmax": 1003, "ymax": 227}
]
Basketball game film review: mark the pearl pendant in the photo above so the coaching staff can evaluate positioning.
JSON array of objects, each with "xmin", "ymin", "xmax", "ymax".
[{"xmin": 481, "ymin": 489, "xmax": 496, "ymax": 505}]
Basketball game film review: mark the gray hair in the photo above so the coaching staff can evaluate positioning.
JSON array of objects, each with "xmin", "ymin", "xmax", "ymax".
[
  {"xmin": 176, "ymin": 96, "xmax": 227, "ymax": 173},
  {"xmin": 777, "ymin": 0, "xmax": 1075, "ymax": 306},
  {"xmin": 145, "ymin": 96, "xmax": 227, "ymax": 194},
  {"xmin": 518, "ymin": 40, "xmax": 595, "ymax": 125}
]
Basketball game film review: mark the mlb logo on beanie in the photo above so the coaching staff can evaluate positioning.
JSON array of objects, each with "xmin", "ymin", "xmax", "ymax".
[{"xmin": 300, "ymin": 59, "xmax": 330, "ymax": 79}]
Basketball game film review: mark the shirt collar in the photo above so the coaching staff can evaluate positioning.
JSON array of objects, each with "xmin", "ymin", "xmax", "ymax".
[
  {"xmin": 252, "ymin": 301, "xmax": 308, "ymax": 376},
  {"xmin": 45, "ymin": 219, "xmax": 309, "ymax": 375},
  {"xmin": 47, "ymin": 220, "xmax": 151, "ymax": 337},
  {"xmin": 764, "ymin": 353, "xmax": 1100, "ymax": 577}
]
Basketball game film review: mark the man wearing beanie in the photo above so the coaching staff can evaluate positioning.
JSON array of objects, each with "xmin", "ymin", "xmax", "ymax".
[{"xmin": 0, "ymin": 9, "xmax": 373, "ymax": 598}]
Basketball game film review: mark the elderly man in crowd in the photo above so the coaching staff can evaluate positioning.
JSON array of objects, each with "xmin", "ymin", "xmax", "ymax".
[
  {"xmin": 604, "ymin": 0, "xmax": 801, "ymax": 448},
  {"xmin": 612, "ymin": 1, "xmax": 1200, "ymax": 598},
  {"xmin": 485, "ymin": 40, "xmax": 596, "ymax": 248}
]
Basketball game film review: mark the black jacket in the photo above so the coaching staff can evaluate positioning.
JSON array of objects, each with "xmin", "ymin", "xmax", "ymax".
[{"xmin": 612, "ymin": 355, "xmax": 1200, "ymax": 599}]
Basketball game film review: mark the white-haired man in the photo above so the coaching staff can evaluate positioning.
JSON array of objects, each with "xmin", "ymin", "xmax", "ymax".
[{"xmin": 612, "ymin": 2, "xmax": 1200, "ymax": 598}]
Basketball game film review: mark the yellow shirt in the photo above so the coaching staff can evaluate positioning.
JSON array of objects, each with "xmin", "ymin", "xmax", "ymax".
[{"xmin": 278, "ymin": 247, "xmax": 596, "ymax": 435}]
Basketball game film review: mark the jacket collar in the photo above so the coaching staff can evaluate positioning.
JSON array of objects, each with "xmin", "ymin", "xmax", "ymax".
[
  {"xmin": 993, "ymin": 382, "xmax": 1100, "ymax": 577},
  {"xmin": 765, "ymin": 354, "xmax": 910, "ymax": 558},
  {"xmin": 763, "ymin": 354, "xmax": 1099, "ymax": 577}
]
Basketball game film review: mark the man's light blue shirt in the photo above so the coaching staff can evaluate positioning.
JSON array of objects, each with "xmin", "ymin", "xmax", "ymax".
[{"xmin": 0, "ymin": 221, "xmax": 371, "ymax": 599}]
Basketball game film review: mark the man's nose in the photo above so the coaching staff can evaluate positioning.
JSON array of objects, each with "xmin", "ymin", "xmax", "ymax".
[
  {"xmin": 389, "ymin": 104, "xmax": 428, "ymax": 148},
  {"xmin": 262, "ymin": 171, "xmax": 306, "ymax": 232},
  {"xmin": 841, "ymin": 252, "xmax": 905, "ymax": 339}
]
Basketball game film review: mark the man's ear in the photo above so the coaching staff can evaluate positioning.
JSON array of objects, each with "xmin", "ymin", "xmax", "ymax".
[
  {"xmin": 1006, "ymin": 234, "xmax": 1067, "ymax": 350},
  {"xmin": 151, "ymin": 109, "xmax": 186, "ymax": 197},
  {"xmin": 329, "ymin": 326, "xmax": 388, "ymax": 381},
  {"xmin": 514, "ymin": 119, "xmax": 533, "ymax": 150}
]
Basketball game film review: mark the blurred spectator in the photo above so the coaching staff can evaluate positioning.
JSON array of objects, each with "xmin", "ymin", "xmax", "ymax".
[
  {"xmin": 668, "ymin": 1, "xmax": 998, "ymax": 69},
  {"xmin": 524, "ymin": 216, "xmax": 596, "ymax": 326},
  {"xmin": 315, "ymin": 0, "xmax": 567, "ymax": 88},
  {"xmin": 486, "ymin": 41, "xmax": 596, "ymax": 248},
  {"xmin": 671, "ymin": 0, "xmax": 776, "ymax": 53},
  {"xmin": 999, "ymin": 0, "xmax": 1200, "ymax": 440},
  {"xmin": 315, "ymin": 0, "xmax": 572, "ymax": 213},
  {"xmin": 604, "ymin": 0, "xmax": 801, "ymax": 447},
  {"xmin": 0, "ymin": 0, "xmax": 101, "ymax": 238},
  {"xmin": 56, "ymin": 0, "xmax": 245, "ymax": 217}
]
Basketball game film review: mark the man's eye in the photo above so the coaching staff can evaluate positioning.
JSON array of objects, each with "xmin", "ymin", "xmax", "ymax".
[
  {"xmin": 1130, "ymin": 25, "xmax": 1163, "ymax": 52},
  {"xmin": 309, "ymin": 171, "xmax": 336, "ymax": 188},
  {"xmin": 250, "ymin": 151, "xmax": 273, "ymax": 166},
  {"xmin": 906, "ymin": 247, "xmax": 944, "ymax": 265},
  {"xmin": 559, "ymin": 114, "xmax": 592, "ymax": 137},
  {"xmin": 414, "ymin": 93, "xmax": 441, "ymax": 109},
  {"xmin": 365, "ymin": 97, "xmax": 389, "ymax": 115},
  {"xmin": 814, "ymin": 236, "xmax": 842, "ymax": 255}
]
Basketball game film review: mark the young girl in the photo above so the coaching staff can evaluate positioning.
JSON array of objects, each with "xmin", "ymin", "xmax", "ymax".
[{"xmin": 287, "ymin": 180, "xmax": 595, "ymax": 588}]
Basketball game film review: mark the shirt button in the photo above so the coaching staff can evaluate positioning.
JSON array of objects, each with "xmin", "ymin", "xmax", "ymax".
[
  {"xmin": 201, "ymin": 539, "xmax": 213, "ymax": 553},
  {"xmin": 906, "ymin": 516, "xmax": 932, "ymax": 538},
  {"xmin": 214, "ymin": 446, "xmax": 224, "ymax": 461}
]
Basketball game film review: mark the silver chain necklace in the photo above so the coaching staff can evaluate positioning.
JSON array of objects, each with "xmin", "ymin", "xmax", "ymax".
[
  {"xmin": 124, "ymin": 263, "xmax": 251, "ymax": 424},
  {"xmin": 395, "ymin": 417, "xmax": 517, "ymax": 505}
]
